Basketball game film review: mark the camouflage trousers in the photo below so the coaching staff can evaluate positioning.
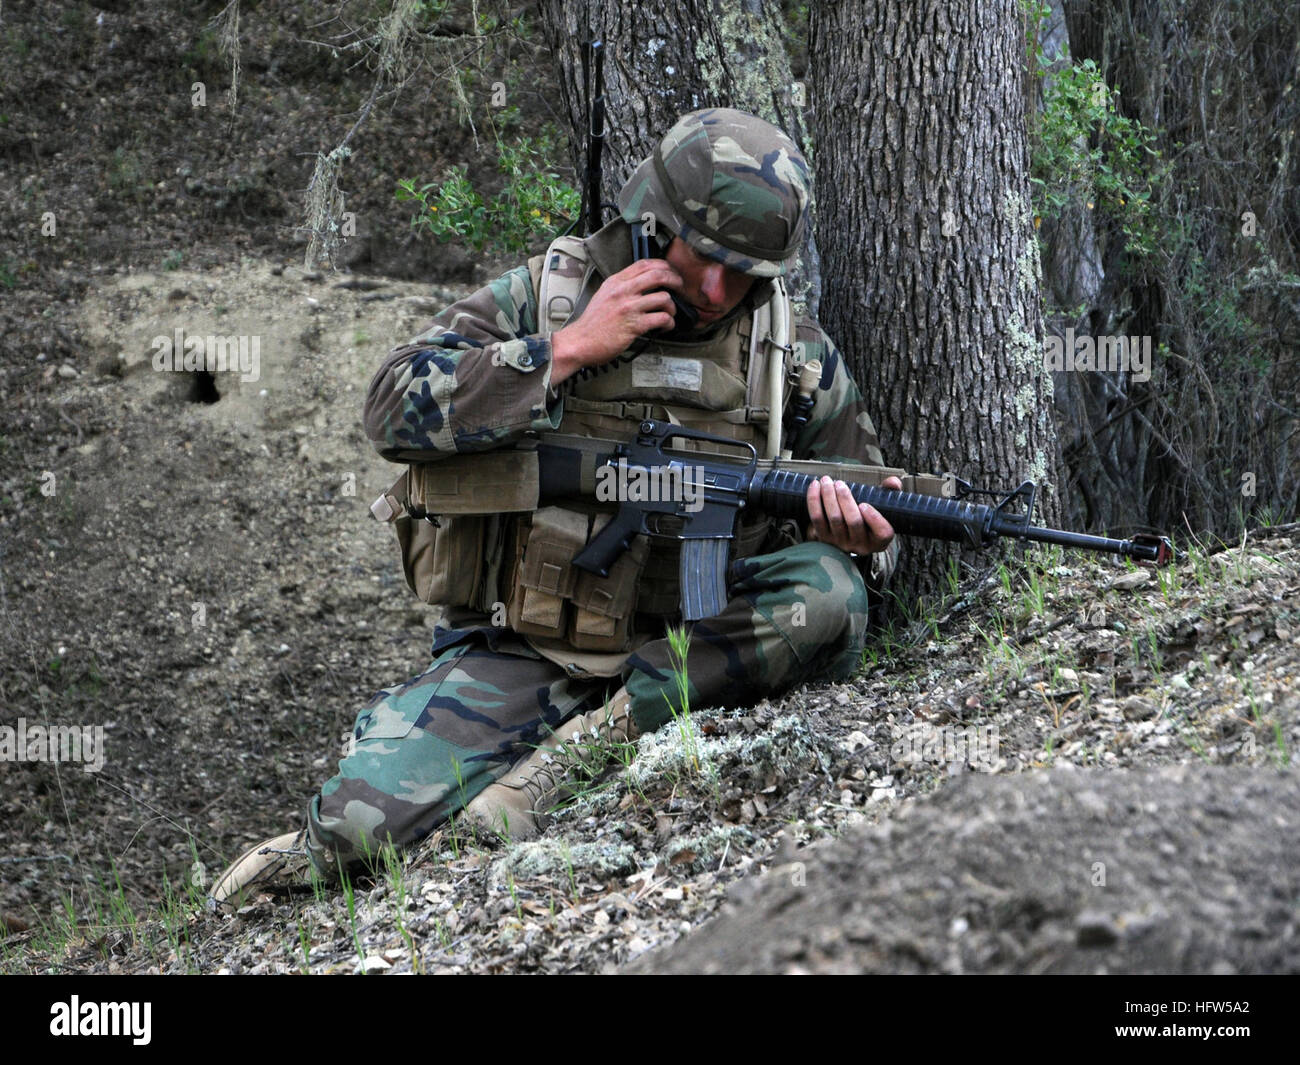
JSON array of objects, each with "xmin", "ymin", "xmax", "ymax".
[{"xmin": 306, "ymin": 541, "xmax": 869, "ymax": 874}]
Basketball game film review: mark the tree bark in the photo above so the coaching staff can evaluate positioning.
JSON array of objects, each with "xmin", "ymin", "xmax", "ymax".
[
  {"xmin": 810, "ymin": 0, "xmax": 1066, "ymax": 609},
  {"xmin": 535, "ymin": 0, "xmax": 820, "ymax": 313}
]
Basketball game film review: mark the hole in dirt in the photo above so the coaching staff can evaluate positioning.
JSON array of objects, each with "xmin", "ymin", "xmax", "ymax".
[{"xmin": 189, "ymin": 370, "xmax": 221, "ymax": 404}]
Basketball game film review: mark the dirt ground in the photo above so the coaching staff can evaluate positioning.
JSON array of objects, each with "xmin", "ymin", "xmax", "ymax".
[
  {"xmin": 1, "ymin": 1, "xmax": 1297, "ymax": 976},
  {"xmin": 0, "ymin": 0, "xmax": 549, "ymax": 940}
]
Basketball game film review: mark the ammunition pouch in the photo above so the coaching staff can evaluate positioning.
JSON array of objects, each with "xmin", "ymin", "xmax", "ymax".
[
  {"xmin": 506, "ymin": 506, "xmax": 650, "ymax": 653},
  {"xmin": 374, "ymin": 453, "xmax": 535, "ymax": 610},
  {"xmin": 395, "ymin": 511, "xmax": 489, "ymax": 609}
]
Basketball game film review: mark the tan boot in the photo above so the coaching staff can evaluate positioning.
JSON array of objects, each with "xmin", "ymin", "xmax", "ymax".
[
  {"xmin": 460, "ymin": 688, "xmax": 638, "ymax": 842},
  {"xmin": 207, "ymin": 828, "xmax": 311, "ymax": 910}
]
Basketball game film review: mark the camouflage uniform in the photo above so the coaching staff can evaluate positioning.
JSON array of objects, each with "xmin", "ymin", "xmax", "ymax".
[{"xmin": 306, "ymin": 110, "xmax": 899, "ymax": 874}]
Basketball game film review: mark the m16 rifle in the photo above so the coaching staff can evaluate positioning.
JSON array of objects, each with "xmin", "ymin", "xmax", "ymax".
[{"xmin": 524, "ymin": 419, "xmax": 1175, "ymax": 621}]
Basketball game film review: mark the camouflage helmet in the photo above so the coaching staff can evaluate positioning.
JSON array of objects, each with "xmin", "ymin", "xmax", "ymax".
[{"xmin": 616, "ymin": 108, "xmax": 810, "ymax": 278}]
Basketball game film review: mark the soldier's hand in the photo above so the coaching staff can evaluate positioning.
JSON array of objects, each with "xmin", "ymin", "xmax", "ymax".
[
  {"xmin": 806, "ymin": 475, "xmax": 901, "ymax": 556},
  {"xmin": 549, "ymin": 260, "xmax": 684, "ymax": 384}
]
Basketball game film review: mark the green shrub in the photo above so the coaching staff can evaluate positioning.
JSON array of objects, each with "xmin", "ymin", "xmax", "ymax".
[{"xmin": 397, "ymin": 126, "xmax": 579, "ymax": 256}]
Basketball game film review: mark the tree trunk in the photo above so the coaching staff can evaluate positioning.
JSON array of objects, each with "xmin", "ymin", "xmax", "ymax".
[
  {"xmin": 536, "ymin": 0, "xmax": 820, "ymax": 313},
  {"xmin": 810, "ymin": 0, "xmax": 1066, "ymax": 610}
]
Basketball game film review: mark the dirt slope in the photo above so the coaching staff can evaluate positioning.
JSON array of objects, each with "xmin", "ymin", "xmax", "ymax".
[{"xmin": 634, "ymin": 766, "xmax": 1300, "ymax": 974}]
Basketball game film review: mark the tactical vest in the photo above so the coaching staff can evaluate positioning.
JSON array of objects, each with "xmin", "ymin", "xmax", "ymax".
[{"xmin": 375, "ymin": 225, "xmax": 803, "ymax": 668}]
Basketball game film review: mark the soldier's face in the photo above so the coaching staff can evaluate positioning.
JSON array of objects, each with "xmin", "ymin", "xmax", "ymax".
[{"xmin": 664, "ymin": 237, "xmax": 756, "ymax": 329}]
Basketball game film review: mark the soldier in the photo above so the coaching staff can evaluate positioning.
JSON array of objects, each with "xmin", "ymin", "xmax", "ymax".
[{"xmin": 210, "ymin": 108, "xmax": 902, "ymax": 906}]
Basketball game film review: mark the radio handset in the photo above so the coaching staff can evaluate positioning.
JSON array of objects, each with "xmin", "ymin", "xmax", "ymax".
[{"xmin": 630, "ymin": 222, "xmax": 699, "ymax": 336}]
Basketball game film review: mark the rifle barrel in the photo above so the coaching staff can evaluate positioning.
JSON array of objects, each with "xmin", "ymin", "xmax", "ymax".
[{"xmin": 988, "ymin": 520, "xmax": 1173, "ymax": 564}]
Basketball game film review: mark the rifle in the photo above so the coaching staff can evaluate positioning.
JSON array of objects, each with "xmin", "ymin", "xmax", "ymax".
[{"xmin": 522, "ymin": 419, "xmax": 1175, "ymax": 621}]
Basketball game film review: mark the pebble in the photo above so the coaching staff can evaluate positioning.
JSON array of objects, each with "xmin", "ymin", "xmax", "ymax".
[
  {"xmin": 1076, "ymin": 911, "xmax": 1121, "ymax": 947},
  {"xmin": 1122, "ymin": 696, "xmax": 1157, "ymax": 720},
  {"xmin": 843, "ymin": 729, "xmax": 871, "ymax": 752}
]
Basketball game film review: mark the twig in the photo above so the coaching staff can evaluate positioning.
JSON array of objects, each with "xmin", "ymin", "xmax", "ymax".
[
  {"xmin": 0, "ymin": 854, "xmax": 75, "ymax": 864},
  {"xmin": 57, "ymin": 405, "xmax": 83, "ymax": 447}
]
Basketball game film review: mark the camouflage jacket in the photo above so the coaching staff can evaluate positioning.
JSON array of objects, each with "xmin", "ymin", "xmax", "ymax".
[{"xmin": 363, "ymin": 235, "xmax": 900, "ymax": 590}]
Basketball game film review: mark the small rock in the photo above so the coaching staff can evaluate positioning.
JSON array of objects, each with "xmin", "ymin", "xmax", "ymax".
[
  {"xmin": 843, "ymin": 729, "xmax": 871, "ymax": 753},
  {"xmin": 361, "ymin": 954, "xmax": 391, "ymax": 973},
  {"xmin": 1076, "ymin": 911, "xmax": 1121, "ymax": 947},
  {"xmin": 57, "ymin": 364, "xmax": 77, "ymax": 378},
  {"xmin": 1110, "ymin": 571, "xmax": 1151, "ymax": 591}
]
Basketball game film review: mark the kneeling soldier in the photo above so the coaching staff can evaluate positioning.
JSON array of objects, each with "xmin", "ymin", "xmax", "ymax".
[{"xmin": 210, "ymin": 108, "xmax": 901, "ymax": 906}]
